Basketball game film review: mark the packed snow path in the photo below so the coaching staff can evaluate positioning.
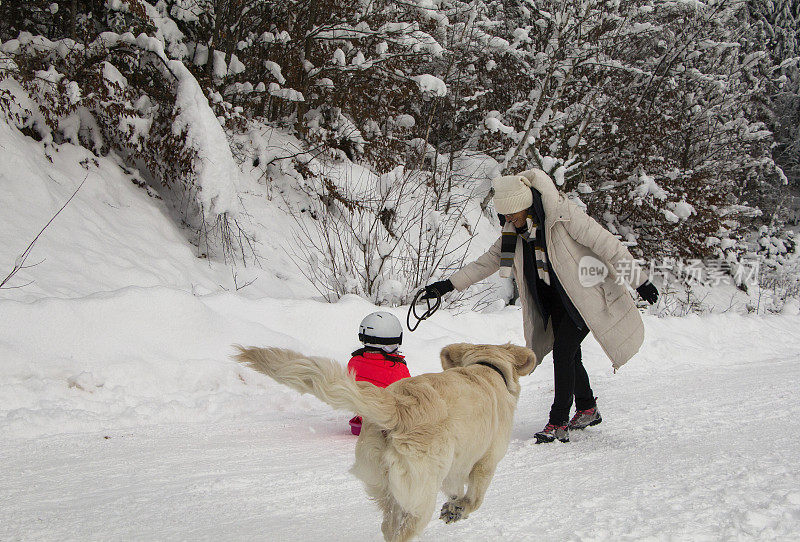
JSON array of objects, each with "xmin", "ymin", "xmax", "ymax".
[{"xmin": 1, "ymin": 291, "xmax": 799, "ymax": 541}]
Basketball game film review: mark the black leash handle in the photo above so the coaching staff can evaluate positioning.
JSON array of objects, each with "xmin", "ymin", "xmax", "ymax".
[{"xmin": 407, "ymin": 288, "xmax": 441, "ymax": 332}]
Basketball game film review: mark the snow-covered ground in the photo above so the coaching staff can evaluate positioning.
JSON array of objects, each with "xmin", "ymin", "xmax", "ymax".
[
  {"xmin": 2, "ymin": 119, "xmax": 800, "ymax": 541},
  {"xmin": 2, "ymin": 292, "xmax": 799, "ymax": 541}
]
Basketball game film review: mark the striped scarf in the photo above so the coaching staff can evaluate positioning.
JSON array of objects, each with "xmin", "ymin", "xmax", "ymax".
[{"xmin": 498, "ymin": 216, "xmax": 551, "ymax": 285}]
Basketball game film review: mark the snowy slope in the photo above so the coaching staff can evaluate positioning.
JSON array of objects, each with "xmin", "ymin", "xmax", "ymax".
[
  {"xmin": 0, "ymin": 118, "xmax": 315, "ymax": 301},
  {"xmin": 2, "ymin": 118, "xmax": 800, "ymax": 541}
]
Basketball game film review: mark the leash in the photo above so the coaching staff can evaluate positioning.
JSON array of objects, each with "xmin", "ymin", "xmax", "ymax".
[{"xmin": 406, "ymin": 288, "xmax": 441, "ymax": 332}]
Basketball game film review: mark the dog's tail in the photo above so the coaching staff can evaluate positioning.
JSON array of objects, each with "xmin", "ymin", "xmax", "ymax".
[{"xmin": 234, "ymin": 346, "xmax": 399, "ymax": 429}]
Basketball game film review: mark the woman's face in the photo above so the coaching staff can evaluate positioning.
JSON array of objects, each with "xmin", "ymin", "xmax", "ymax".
[{"xmin": 505, "ymin": 209, "xmax": 528, "ymax": 229}]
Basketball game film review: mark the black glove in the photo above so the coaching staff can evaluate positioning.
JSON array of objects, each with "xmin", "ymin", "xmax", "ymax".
[
  {"xmin": 421, "ymin": 279, "xmax": 454, "ymax": 300},
  {"xmin": 636, "ymin": 280, "xmax": 659, "ymax": 305}
]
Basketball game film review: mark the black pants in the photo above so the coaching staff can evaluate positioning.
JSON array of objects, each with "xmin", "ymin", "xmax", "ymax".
[{"xmin": 546, "ymin": 289, "xmax": 594, "ymax": 425}]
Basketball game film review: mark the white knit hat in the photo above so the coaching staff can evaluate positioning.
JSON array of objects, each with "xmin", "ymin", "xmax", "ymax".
[{"xmin": 492, "ymin": 175, "xmax": 533, "ymax": 215}]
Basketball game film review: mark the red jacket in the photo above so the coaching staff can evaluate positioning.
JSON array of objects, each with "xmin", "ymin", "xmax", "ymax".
[{"xmin": 347, "ymin": 349, "xmax": 410, "ymax": 388}]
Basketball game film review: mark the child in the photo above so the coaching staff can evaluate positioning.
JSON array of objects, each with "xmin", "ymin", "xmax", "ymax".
[{"xmin": 347, "ymin": 311, "xmax": 410, "ymax": 435}]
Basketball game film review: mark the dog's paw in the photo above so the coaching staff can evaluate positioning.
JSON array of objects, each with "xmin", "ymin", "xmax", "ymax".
[{"xmin": 440, "ymin": 501, "xmax": 465, "ymax": 524}]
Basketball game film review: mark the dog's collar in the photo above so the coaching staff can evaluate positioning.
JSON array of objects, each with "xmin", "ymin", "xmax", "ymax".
[{"xmin": 475, "ymin": 361, "xmax": 509, "ymax": 388}]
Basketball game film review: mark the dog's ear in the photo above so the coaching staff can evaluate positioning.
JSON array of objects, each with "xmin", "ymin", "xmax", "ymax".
[
  {"xmin": 440, "ymin": 343, "xmax": 471, "ymax": 370},
  {"xmin": 508, "ymin": 344, "xmax": 538, "ymax": 376}
]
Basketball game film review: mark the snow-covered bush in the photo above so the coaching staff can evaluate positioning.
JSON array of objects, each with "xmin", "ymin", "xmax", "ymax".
[
  {"xmin": 0, "ymin": 5, "xmax": 253, "ymax": 264},
  {"xmin": 1, "ymin": 0, "xmax": 796, "ymax": 307},
  {"xmin": 286, "ymin": 163, "xmax": 481, "ymax": 305}
]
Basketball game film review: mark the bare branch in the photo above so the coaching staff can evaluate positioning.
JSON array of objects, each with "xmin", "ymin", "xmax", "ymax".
[{"xmin": 1, "ymin": 176, "xmax": 87, "ymax": 290}]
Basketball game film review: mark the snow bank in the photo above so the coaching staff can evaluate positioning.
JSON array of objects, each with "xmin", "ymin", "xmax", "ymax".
[
  {"xmin": 0, "ymin": 111, "xmax": 319, "ymax": 302},
  {"xmin": 3, "ymin": 271, "xmax": 799, "ymax": 441},
  {"xmin": 0, "ymin": 288, "xmax": 526, "ymax": 438},
  {"xmin": 0, "ymin": 287, "xmax": 299, "ymax": 438},
  {"xmin": 0, "ymin": 120, "xmax": 223, "ymax": 300}
]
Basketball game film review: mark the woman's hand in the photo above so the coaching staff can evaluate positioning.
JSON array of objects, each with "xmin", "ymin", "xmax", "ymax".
[
  {"xmin": 421, "ymin": 280, "xmax": 454, "ymax": 300},
  {"xmin": 636, "ymin": 281, "xmax": 659, "ymax": 304}
]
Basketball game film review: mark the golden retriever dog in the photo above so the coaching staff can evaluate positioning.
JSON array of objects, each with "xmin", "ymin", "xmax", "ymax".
[{"xmin": 234, "ymin": 342, "xmax": 538, "ymax": 542}]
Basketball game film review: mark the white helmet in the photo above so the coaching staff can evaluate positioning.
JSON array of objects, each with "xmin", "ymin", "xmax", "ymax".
[{"xmin": 358, "ymin": 311, "xmax": 403, "ymax": 346}]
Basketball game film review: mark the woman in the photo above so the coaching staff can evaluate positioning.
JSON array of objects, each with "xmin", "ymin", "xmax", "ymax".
[{"xmin": 424, "ymin": 169, "xmax": 658, "ymax": 443}]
